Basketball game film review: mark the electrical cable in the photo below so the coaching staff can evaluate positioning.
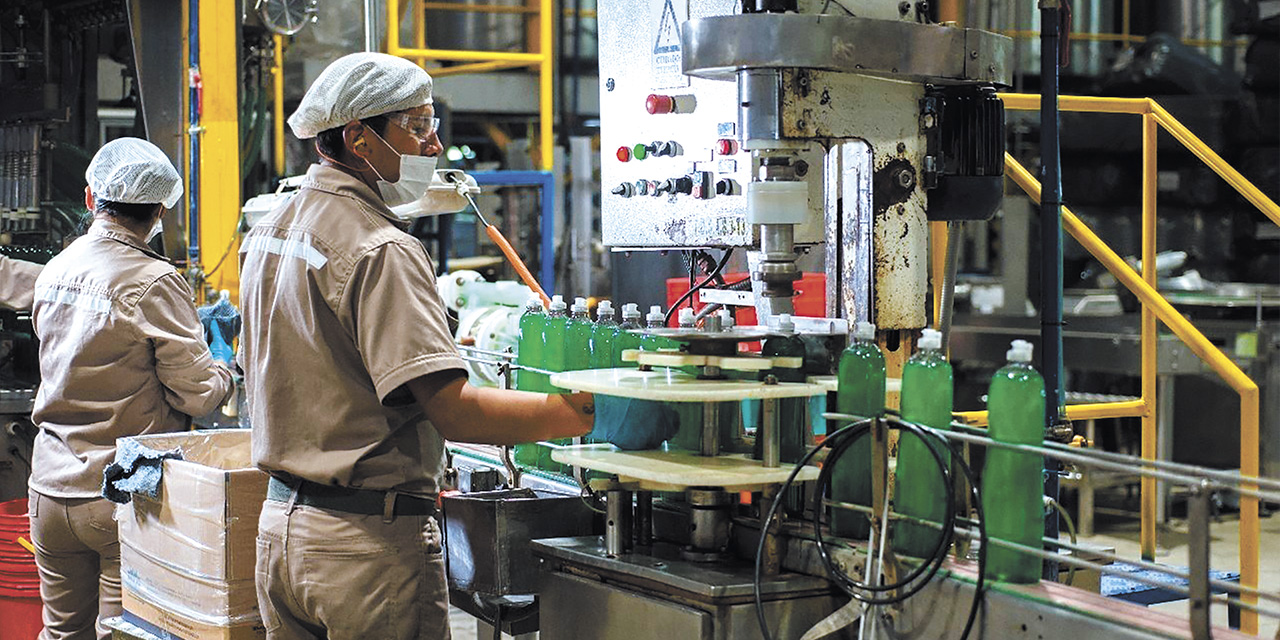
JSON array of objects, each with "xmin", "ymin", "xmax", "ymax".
[
  {"xmin": 665, "ymin": 249, "xmax": 733, "ymax": 326},
  {"xmin": 753, "ymin": 413, "xmax": 988, "ymax": 640}
]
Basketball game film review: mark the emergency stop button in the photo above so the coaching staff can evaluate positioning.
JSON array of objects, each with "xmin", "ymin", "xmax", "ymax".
[
  {"xmin": 616, "ymin": 146, "xmax": 631, "ymax": 162},
  {"xmin": 645, "ymin": 94, "xmax": 675, "ymax": 115}
]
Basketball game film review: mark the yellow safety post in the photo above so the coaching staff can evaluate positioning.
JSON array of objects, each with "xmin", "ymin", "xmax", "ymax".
[
  {"xmin": 198, "ymin": 0, "xmax": 241, "ymax": 302},
  {"xmin": 1005, "ymin": 153, "xmax": 1261, "ymax": 634},
  {"xmin": 413, "ymin": 0, "xmax": 425, "ymax": 51},
  {"xmin": 1139, "ymin": 112, "xmax": 1158, "ymax": 561},
  {"xmin": 272, "ymin": 35, "xmax": 286, "ymax": 178},
  {"xmin": 536, "ymin": 0, "xmax": 553, "ymax": 170}
]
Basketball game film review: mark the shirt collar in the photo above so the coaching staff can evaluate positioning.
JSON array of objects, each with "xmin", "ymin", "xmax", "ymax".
[
  {"xmin": 88, "ymin": 219, "xmax": 167, "ymax": 260},
  {"xmin": 301, "ymin": 164, "xmax": 411, "ymax": 230}
]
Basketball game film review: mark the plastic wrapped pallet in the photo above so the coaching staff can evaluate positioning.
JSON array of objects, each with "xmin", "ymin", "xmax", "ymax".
[{"xmin": 116, "ymin": 430, "xmax": 269, "ymax": 640}]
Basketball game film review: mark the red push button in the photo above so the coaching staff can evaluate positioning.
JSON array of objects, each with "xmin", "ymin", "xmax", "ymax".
[
  {"xmin": 646, "ymin": 94, "xmax": 675, "ymax": 115},
  {"xmin": 716, "ymin": 139, "xmax": 739, "ymax": 155},
  {"xmin": 616, "ymin": 146, "xmax": 632, "ymax": 162}
]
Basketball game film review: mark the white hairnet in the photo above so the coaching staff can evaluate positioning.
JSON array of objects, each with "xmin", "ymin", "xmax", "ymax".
[
  {"xmin": 288, "ymin": 52, "xmax": 434, "ymax": 139},
  {"xmin": 85, "ymin": 137, "xmax": 183, "ymax": 209}
]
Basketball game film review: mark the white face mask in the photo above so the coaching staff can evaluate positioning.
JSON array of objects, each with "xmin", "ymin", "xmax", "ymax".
[
  {"xmin": 147, "ymin": 218, "xmax": 163, "ymax": 243},
  {"xmin": 366, "ymin": 129, "xmax": 438, "ymax": 208},
  {"xmin": 389, "ymin": 170, "xmax": 477, "ymax": 220}
]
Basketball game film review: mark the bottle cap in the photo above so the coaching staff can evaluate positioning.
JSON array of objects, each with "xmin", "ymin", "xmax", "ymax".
[
  {"xmin": 549, "ymin": 294, "xmax": 567, "ymax": 311},
  {"xmin": 677, "ymin": 307, "xmax": 696, "ymax": 327},
  {"xmin": 918, "ymin": 328, "xmax": 942, "ymax": 350},
  {"xmin": 646, "ymin": 305, "xmax": 665, "ymax": 324},
  {"xmin": 621, "ymin": 303, "xmax": 641, "ymax": 319},
  {"xmin": 1007, "ymin": 339, "xmax": 1034, "ymax": 363},
  {"xmin": 596, "ymin": 300, "xmax": 614, "ymax": 319},
  {"xmin": 571, "ymin": 297, "xmax": 588, "ymax": 313},
  {"xmin": 525, "ymin": 295, "xmax": 543, "ymax": 311},
  {"xmin": 854, "ymin": 321, "xmax": 876, "ymax": 341},
  {"xmin": 777, "ymin": 313, "xmax": 795, "ymax": 332},
  {"xmin": 717, "ymin": 308, "xmax": 734, "ymax": 329}
]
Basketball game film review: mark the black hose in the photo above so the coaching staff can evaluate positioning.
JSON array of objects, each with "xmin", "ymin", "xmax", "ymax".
[{"xmin": 664, "ymin": 249, "xmax": 733, "ymax": 326}]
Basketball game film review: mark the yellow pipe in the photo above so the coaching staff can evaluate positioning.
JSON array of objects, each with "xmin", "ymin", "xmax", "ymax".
[
  {"xmin": 1000, "ymin": 93, "xmax": 1151, "ymax": 115},
  {"xmin": 413, "ymin": 0, "xmax": 426, "ymax": 50},
  {"xmin": 272, "ymin": 35, "xmax": 285, "ymax": 178},
  {"xmin": 537, "ymin": 0, "xmax": 553, "ymax": 170},
  {"xmin": 1005, "ymin": 153, "xmax": 1261, "ymax": 632},
  {"xmin": 421, "ymin": 1, "xmax": 537, "ymax": 13},
  {"xmin": 391, "ymin": 45, "xmax": 543, "ymax": 63},
  {"xmin": 1150, "ymin": 101, "xmax": 1280, "ymax": 227},
  {"xmin": 1139, "ymin": 113, "xmax": 1158, "ymax": 561},
  {"xmin": 427, "ymin": 59, "xmax": 534, "ymax": 77},
  {"xmin": 938, "ymin": 0, "xmax": 963, "ymax": 24},
  {"xmin": 1122, "ymin": 0, "xmax": 1132, "ymax": 46},
  {"xmin": 199, "ymin": 0, "xmax": 241, "ymax": 303},
  {"xmin": 955, "ymin": 399, "xmax": 1146, "ymax": 427}
]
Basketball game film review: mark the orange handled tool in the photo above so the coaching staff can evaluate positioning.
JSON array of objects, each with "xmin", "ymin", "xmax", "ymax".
[{"xmin": 461, "ymin": 188, "xmax": 550, "ymax": 308}]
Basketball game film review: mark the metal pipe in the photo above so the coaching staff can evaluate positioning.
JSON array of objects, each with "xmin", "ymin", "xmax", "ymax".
[
  {"xmin": 272, "ymin": 35, "xmax": 285, "ymax": 177},
  {"xmin": 761, "ymin": 398, "xmax": 780, "ymax": 468},
  {"xmin": 604, "ymin": 490, "xmax": 632, "ymax": 556},
  {"xmin": 938, "ymin": 222, "xmax": 961, "ymax": 350},
  {"xmin": 364, "ymin": 0, "xmax": 378, "ymax": 52},
  {"xmin": 537, "ymin": 0, "xmax": 553, "ymax": 170},
  {"xmin": 187, "ymin": 0, "xmax": 200, "ymax": 266},
  {"xmin": 955, "ymin": 398, "xmax": 1146, "ymax": 426},
  {"xmin": 1140, "ymin": 112, "xmax": 1159, "ymax": 561},
  {"xmin": 1038, "ymin": 2, "xmax": 1065, "ymax": 582},
  {"xmin": 1187, "ymin": 483, "xmax": 1211, "ymax": 640},
  {"xmin": 701, "ymin": 402, "xmax": 721, "ymax": 456},
  {"xmin": 635, "ymin": 491, "xmax": 653, "ymax": 547}
]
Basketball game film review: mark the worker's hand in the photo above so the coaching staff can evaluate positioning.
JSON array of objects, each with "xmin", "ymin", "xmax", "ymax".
[
  {"xmin": 197, "ymin": 291, "xmax": 241, "ymax": 365},
  {"xmin": 587, "ymin": 395, "xmax": 680, "ymax": 451}
]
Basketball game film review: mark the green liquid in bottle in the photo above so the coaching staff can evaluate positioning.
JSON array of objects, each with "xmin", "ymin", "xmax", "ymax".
[
  {"xmin": 590, "ymin": 303, "xmax": 618, "ymax": 370},
  {"xmin": 832, "ymin": 322, "xmax": 885, "ymax": 538},
  {"xmin": 982, "ymin": 340, "xmax": 1046, "ymax": 584},
  {"xmin": 515, "ymin": 298, "xmax": 547, "ymax": 393},
  {"xmin": 614, "ymin": 304, "xmax": 644, "ymax": 367},
  {"xmin": 538, "ymin": 296, "xmax": 571, "ymax": 473},
  {"xmin": 893, "ymin": 329, "xmax": 953, "ymax": 558},
  {"xmin": 566, "ymin": 298, "xmax": 593, "ymax": 372},
  {"xmin": 759, "ymin": 316, "xmax": 808, "ymax": 462}
]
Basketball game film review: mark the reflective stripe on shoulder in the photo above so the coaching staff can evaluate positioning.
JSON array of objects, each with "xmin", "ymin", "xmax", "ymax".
[
  {"xmin": 242, "ymin": 234, "xmax": 328, "ymax": 269},
  {"xmin": 34, "ymin": 285, "xmax": 112, "ymax": 314}
]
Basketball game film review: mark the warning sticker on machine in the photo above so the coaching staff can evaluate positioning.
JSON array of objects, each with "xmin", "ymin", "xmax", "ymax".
[{"xmin": 651, "ymin": 0, "xmax": 689, "ymax": 89}]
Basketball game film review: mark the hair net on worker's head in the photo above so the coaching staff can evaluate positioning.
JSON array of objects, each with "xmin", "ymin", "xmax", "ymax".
[
  {"xmin": 288, "ymin": 52, "xmax": 434, "ymax": 140},
  {"xmin": 85, "ymin": 137, "xmax": 183, "ymax": 209}
]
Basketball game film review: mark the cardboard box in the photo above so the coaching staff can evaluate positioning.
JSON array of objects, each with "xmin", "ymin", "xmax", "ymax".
[
  {"xmin": 123, "ymin": 588, "xmax": 265, "ymax": 640},
  {"xmin": 117, "ymin": 430, "xmax": 269, "ymax": 636}
]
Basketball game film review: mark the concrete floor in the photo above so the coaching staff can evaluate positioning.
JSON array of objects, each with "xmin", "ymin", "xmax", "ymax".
[{"xmin": 446, "ymin": 507, "xmax": 1280, "ymax": 639}]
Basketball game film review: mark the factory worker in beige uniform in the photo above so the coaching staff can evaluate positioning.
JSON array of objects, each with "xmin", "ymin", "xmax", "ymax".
[
  {"xmin": 27, "ymin": 137, "xmax": 235, "ymax": 640},
  {"xmin": 0, "ymin": 256, "xmax": 43, "ymax": 310},
  {"xmin": 241, "ymin": 52, "xmax": 676, "ymax": 640}
]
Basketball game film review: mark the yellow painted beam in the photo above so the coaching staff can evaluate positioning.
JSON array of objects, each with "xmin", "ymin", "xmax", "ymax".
[
  {"xmin": 1005, "ymin": 152, "xmax": 1261, "ymax": 634},
  {"xmin": 955, "ymin": 399, "xmax": 1147, "ymax": 428},
  {"xmin": 198, "ymin": 0, "xmax": 240, "ymax": 303},
  {"xmin": 537, "ymin": 0, "xmax": 553, "ymax": 170},
  {"xmin": 427, "ymin": 59, "xmax": 534, "ymax": 77},
  {"xmin": 1150, "ymin": 101, "xmax": 1280, "ymax": 228},
  {"xmin": 1140, "ymin": 113, "xmax": 1158, "ymax": 561},
  {"xmin": 272, "ymin": 35, "xmax": 285, "ymax": 178},
  {"xmin": 1000, "ymin": 93, "xmax": 1151, "ymax": 115}
]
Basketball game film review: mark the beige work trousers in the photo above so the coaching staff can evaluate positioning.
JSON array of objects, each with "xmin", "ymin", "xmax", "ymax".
[
  {"xmin": 255, "ymin": 499, "xmax": 451, "ymax": 640},
  {"xmin": 27, "ymin": 490, "xmax": 122, "ymax": 640}
]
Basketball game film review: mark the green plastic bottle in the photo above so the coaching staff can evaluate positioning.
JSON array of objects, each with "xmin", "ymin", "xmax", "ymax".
[
  {"xmin": 514, "ymin": 295, "xmax": 547, "ymax": 469},
  {"xmin": 982, "ymin": 340, "xmax": 1046, "ymax": 584},
  {"xmin": 760, "ymin": 314, "xmax": 808, "ymax": 462},
  {"xmin": 538, "ymin": 295, "xmax": 570, "ymax": 471},
  {"xmin": 832, "ymin": 321, "xmax": 885, "ymax": 538},
  {"xmin": 614, "ymin": 303, "xmax": 643, "ymax": 367},
  {"xmin": 515, "ymin": 295, "xmax": 547, "ymax": 393},
  {"xmin": 590, "ymin": 300, "xmax": 618, "ymax": 369},
  {"xmin": 566, "ymin": 297, "xmax": 593, "ymax": 372},
  {"xmin": 893, "ymin": 328, "xmax": 953, "ymax": 558},
  {"xmin": 667, "ymin": 307, "xmax": 707, "ymax": 451}
]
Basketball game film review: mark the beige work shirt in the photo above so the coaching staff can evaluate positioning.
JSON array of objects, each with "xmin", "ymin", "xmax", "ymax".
[
  {"xmin": 0, "ymin": 255, "xmax": 43, "ymax": 311},
  {"xmin": 239, "ymin": 164, "xmax": 464, "ymax": 497},
  {"xmin": 29, "ymin": 219, "xmax": 234, "ymax": 498}
]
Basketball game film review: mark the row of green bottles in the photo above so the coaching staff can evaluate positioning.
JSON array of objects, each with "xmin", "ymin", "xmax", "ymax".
[
  {"xmin": 832, "ymin": 321, "xmax": 885, "ymax": 538},
  {"xmin": 982, "ymin": 340, "xmax": 1046, "ymax": 584},
  {"xmin": 893, "ymin": 328, "xmax": 954, "ymax": 558}
]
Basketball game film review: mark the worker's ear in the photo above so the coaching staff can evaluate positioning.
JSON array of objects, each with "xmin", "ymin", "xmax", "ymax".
[
  {"xmin": 344, "ymin": 121, "xmax": 371, "ymax": 161},
  {"xmin": 83, "ymin": 186, "xmax": 93, "ymax": 212}
]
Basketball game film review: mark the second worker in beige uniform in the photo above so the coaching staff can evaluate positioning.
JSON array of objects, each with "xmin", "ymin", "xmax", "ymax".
[
  {"xmin": 28, "ymin": 137, "xmax": 234, "ymax": 640},
  {"xmin": 241, "ymin": 53, "xmax": 677, "ymax": 639}
]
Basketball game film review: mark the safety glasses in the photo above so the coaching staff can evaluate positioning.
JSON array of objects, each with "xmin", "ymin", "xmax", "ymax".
[{"xmin": 386, "ymin": 113, "xmax": 440, "ymax": 143}]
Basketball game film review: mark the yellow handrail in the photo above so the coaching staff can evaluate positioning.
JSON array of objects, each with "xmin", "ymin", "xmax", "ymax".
[
  {"xmin": 990, "ymin": 93, "xmax": 1269, "ymax": 633},
  {"xmin": 388, "ymin": 0, "xmax": 555, "ymax": 171}
]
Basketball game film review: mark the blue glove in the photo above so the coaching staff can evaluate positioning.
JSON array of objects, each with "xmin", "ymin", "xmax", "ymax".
[
  {"xmin": 197, "ymin": 290, "xmax": 241, "ymax": 365},
  {"xmin": 588, "ymin": 395, "xmax": 681, "ymax": 450}
]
